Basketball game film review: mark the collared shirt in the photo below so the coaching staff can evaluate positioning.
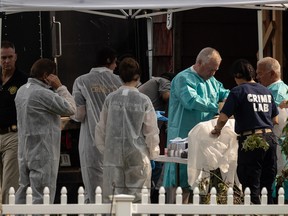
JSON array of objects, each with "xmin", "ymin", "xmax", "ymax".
[{"xmin": 0, "ymin": 68, "xmax": 28, "ymax": 128}]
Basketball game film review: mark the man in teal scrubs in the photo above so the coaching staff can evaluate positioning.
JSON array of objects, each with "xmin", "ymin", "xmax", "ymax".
[
  {"xmin": 256, "ymin": 57, "xmax": 288, "ymax": 201},
  {"xmin": 163, "ymin": 47, "xmax": 230, "ymax": 203},
  {"xmin": 256, "ymin": 57, "xmax": 288, "ymax": 107}
]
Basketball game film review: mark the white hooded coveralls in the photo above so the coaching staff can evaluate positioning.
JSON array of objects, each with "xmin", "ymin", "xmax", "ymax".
[
  {"xmin": 95, "ymin": 86, "xmax": 160, "ymax": 203},
  {"xmin": 15, "ymin": 78, "xmax": 76, "ymax": 204},
  {"xmin": 72, "ymin": 67, "xmax": 122, "ymax": 203}
]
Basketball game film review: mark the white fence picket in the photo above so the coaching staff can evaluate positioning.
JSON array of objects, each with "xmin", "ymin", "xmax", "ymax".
[{"xmin": 2, "ymin": 186, "xmax": 288, "ymax": 215}]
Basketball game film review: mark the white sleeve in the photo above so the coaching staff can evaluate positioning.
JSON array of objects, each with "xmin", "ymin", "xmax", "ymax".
[
  {"xmin": 95, "ymin": 105, "xmax": 108, "ymax": 154},
  {"xmin": 56, "ymin": 85, "xmax": 76, "ymax": 114},
  {"xmin": 71, "ymin": 105, "xmax": 86, "ymax": 122},
  {"xmin": 143, "ymin": 103, "xmax": 160, "ymax": 159}
]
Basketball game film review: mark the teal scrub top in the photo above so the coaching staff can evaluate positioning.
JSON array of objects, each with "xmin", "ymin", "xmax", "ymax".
[
  {"xmin": 268, "ymin": 80, "xmax": 288, "ymax": 200},
  {"xmin": 267, "ymin": 80, "xmax": 288, "ymax": 106},
  {"xmin": 163, "ymin": 66, "xmax": 230, "ymax": 188}
]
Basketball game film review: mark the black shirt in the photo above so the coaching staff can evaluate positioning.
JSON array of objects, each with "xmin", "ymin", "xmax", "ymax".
[
  {"xmin": 0, "ymin": 68, "xmax": 28, "ymax": 128},
  {"xmin": 221, "ymin": 82, "xmax": 278, "ymax": 134}
]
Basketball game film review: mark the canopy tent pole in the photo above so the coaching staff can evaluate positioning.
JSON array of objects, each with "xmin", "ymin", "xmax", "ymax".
[
  {"xmin": 0, "ymin": 13, "xmax": 3, "ymax": 59},
  {"xmin": 76, "ymin": 10, "xmax": 127, "ymax": 19},
  {"xmin": 257, "ymin": 10, "xmax": 263, "ymax": 60},
  {"xmin": 146, "ymin": 17, "xmax": 153, "ymax": 79}
]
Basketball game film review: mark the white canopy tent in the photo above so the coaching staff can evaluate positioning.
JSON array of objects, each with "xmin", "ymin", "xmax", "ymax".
[
  {"xmin": 0, "ymin": 0, "xmax": 287, "ymax": 17},
  {"xmin": 0, "ymin": 0, "xmax": 287, "ymax": 74}
]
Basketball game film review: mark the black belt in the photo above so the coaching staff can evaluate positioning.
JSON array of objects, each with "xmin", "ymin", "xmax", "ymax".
[
  {"xmin": 239, "ymin": 128, "xmax": 272, "ymax": 137},
  {"xmin": 0, "ymin": 125, "xmax": 17, "ymax": 134}
]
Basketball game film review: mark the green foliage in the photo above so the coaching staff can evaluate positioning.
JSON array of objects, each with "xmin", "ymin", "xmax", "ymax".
[
  {"xmin": 242, "ymin": 134, "xmax": 269, "ymax": 151},
  {"xmin": 277, "ymin": 121, "xmax": 288, "ymax": 188},
  {"xmin": 199, "ymin": 169, "xmax": 243, "ymax": 205},
  {"xmin": 281, "ymin": 123, "xmax": 288, "ymax": 156},
  {"xmin": 276, "ymin": 168, "xmax": 288, "ymax": 188}
]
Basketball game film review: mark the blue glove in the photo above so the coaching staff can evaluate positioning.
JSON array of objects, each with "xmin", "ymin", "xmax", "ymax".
[
  {"xmin": 150, "ymin": 160, "xmax": 155, "ymax": 170},
  {"xmin": 156, "ymin": 110, "xmax": 168, "ymax": 122}
]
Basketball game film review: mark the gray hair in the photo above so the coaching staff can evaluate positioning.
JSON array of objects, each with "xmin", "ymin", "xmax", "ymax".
[
  {"xmin": 257, "ymin": 57, "xmax": 281, "ymax": 77},
  {"xmin": 196, "ymin": 47, "xmax": 222, "ymax": 65}
]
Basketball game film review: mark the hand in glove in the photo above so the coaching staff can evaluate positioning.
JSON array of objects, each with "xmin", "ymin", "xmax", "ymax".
[{"xmin": 156, "ymin": 111, "xmax": 168, "ymax": 122}]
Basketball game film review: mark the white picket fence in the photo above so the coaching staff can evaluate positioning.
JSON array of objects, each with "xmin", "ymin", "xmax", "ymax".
[{"xmin": 1, "ymin": 186, "xmax": 288, "ymax": 215}]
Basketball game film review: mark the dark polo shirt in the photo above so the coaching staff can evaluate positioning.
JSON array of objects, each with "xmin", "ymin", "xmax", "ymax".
[{"xmin": 0, "ymin": 68, "xmax": 28, "ymax": 128}]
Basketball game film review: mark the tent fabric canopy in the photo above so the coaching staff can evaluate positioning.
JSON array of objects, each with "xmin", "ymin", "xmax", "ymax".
[{"xmin": 1, "ymin": 0, "xmax": 287, "ymax": 13}]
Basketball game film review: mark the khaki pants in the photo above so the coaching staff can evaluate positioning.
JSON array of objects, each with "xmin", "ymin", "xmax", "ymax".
[{"xmin": 0, "ymin": 132, "xmax": 19, "ymax": 204}]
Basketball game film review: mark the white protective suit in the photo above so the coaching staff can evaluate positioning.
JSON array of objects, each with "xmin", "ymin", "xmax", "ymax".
[
  {"xmin": 95, "ymin": 86, "xmax": 160, "ymax": 203},
  {"xmin": 187, "ymin": 118, "xmax": 240, "ymax": 191},
  {"xmin": 273, "ymin": 107, "xmax": 288, "ymax": 174},
  {"xmin": 14, "ymin": 78, "xmax": 76, "ymax": 204},
  {"xmin": 72, "ymin": 67, "xmax": 122, "ymax": 203}
]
